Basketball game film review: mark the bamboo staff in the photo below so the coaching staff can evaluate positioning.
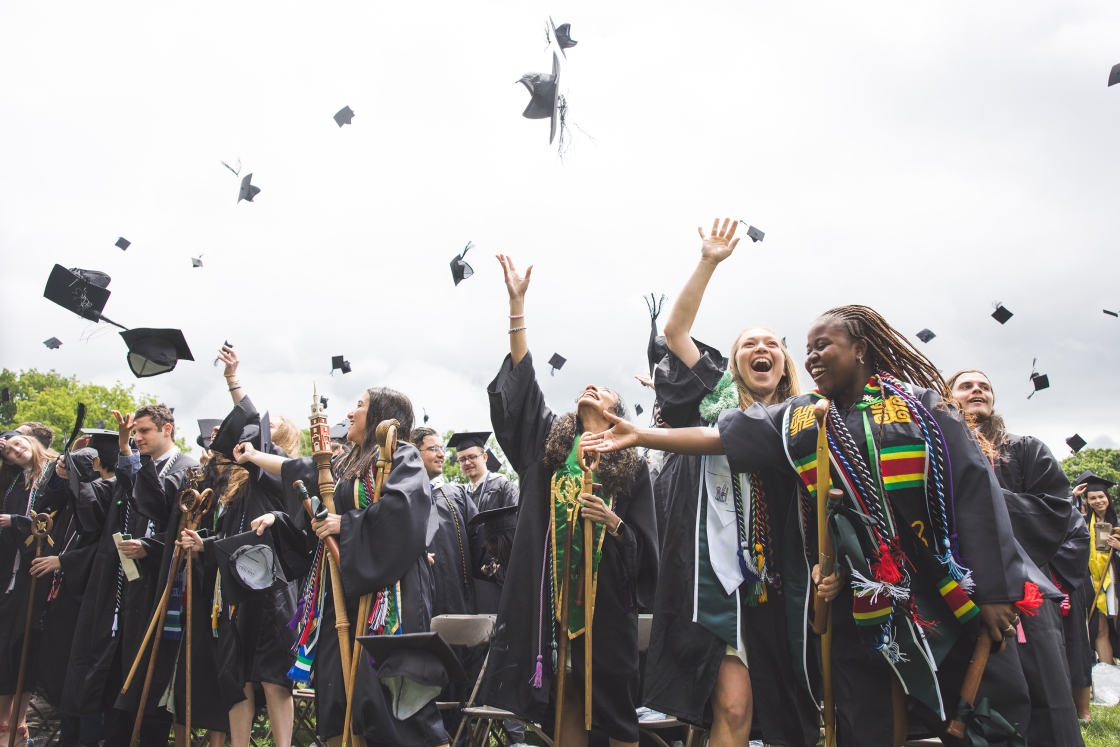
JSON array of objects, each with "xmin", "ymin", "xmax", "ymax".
[
  {"xmin": 341, "ymin": 419, "xmax": 399, "ymax": 747},
  {"xmin": 579, "ymin": 444, "xmax": 600, "ymax": 731},
  {"xmin": 947, "ymin": 630, "xmax": 993, "ymax": 738},
  {"xmin": 124, "ymin": 487, "xmax": 213, "ymax": 747},
  {"xmin": 7, "ymin": 513, "xmax": 53, "ymax": 747},
  {"xmin": 812, "ymin": 400, "xmax": 836, "ymax": 747}
]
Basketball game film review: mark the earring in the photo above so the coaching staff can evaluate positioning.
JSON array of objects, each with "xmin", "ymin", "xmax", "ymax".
[{"xmin": 857, "ymin": 356, "xmax": 864, "ymax": 365}]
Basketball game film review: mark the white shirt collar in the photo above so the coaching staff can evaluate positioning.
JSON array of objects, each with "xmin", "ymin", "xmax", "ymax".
[{"xmin": 469, "ymin": 471, "xmax": 489, "ymax": 491}]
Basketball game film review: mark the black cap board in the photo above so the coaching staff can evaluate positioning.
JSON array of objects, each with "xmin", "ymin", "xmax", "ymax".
[
  {"xmin": 450, "ymin": 242, "xmax": 475, "ymax": 286},
  {"xmin": 548, "ymin": 353, "xmax": 566, "ymax": 376},
  {"xmin": 197, "ymin": 419, "xmax": 223, "ymax": 449},
  {"xmin": 1110, "ymin": 63, "xmax": 1120, "ymax": 87},
  {"xmin": 357, "ymin": 632, "xmax": 468, "ymax": 719},
  {"xmin": 44, "ymin": 264, "xmax": 112, "ymax": 323},
  {"xmin": 64, "ymin": 447, "xmax": 100, "ymax": 500},
  {"xmin": 44, "ymin": 337, "xmax": 62, "ymax": 349},
  {"xmin": 191, "ymin": 256, "xmax": 203, "ymax": 268},
  {"xmin": 635, "ymin": 403, "xmax": 644, "ymax": 416},
  {"xmin": 330, "ymin": 422, "xmax": 349, "ymax": 440},
  {"xmin": 320, "ymin": 396, "xmax": 329, "ymax": 409},
  {"xmin": 467, "ymin": 503, "xmax": 518, "ymax": 535},
  {"xmin": 238, "ymin": 173, "xmax": 260, "ymax": 203},
  {"xmin": 744, "ymin": 225, "xmax": 765, "ymax": 243},
  {"xmin": 1076, "ymin": 470, "xmax": 1116, "ymax": 491},
  {"xmin": 331, "ymin": 356, "xmax": 351, "ymax": 375},
  {"xmin": 213, "ymin": 529, "xmax": 285, "ymax": 606},
  {"xmin": 447, "ymin": 431, "xmax": 490, "ymax": 451},
  {"xmin": 115, "ymin": 237, "xmax": 131, "ymax": 251},
  {"xmin": 517, "ymin": 52, "xmax": 562, "ymax": 145},
  {"xmin": 1104, "ymin": 310, "xmax": 1118, "ymax": 317},
  {"xmin": 120, "ymin": 328, "xmax": 194, "ymax": 378},
  {"xmin": 80, "ymin": 429, "xmax": 121, "ymax": 465},
  {"xmin": 916, "ymin": 329, "xmax": 936, "ymax": 343},
  {"xmin": 1027, "ymin": 359, "xmax": 1048, "ymax": 399},
  {"xmin": 991, "ymin": 303, "xmax": 1013, "ymax": 324},
  {"xmin": 423, "ymin": 408, "xmax": 429, "ymax": 424},
  {"xmin": 334, "ymin": 106, "xmax": 355, "ymax": 127},
  {"xmin": 549, "ymin": 17, "xmax": 578, "ymax": 58},
  {"xmin": 1066, "ymin": 434, "xmax": 1087, "ymax": 453},
  {"xmin": 209, "ymin": 398, "xmax": 262, "ymax": 458},
  {"xmin": 645, "ymin": 293, "xmax": 668, "ymax": 376},
  {"xmin": 485, "ymin": 448, "xmax": 501, "ymax": 473}
]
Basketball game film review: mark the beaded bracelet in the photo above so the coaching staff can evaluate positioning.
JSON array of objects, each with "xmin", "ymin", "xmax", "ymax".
[
  {"xmin": 509, "ymin": 314, "xmax": 525, "ymax": 319},
  {"xmin": 508, "ymin": 326, "xmax": 527, "ymax": 334},
  {"xmin": 228, "ymin": 386, "xmax": 242, "ymax": 392}
]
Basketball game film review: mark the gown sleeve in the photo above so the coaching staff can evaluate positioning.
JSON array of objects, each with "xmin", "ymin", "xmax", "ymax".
[
  {"xmin": 998, "ymin": 437, "xmax": 1075, "ymax": 569},
  {"xmin": 717, "ymin": 402, "xmax": 796, "ymax": 477},
  {"xmin": 611, "ymin": 461, "xmax": 659, "ymax": 610},
  {"xmin": 654, "ymin": 347, "xmax": 726, "ymax": 428},
  {"xmin": 338, "ymin": 442, "xmax": 431, "ymax": 597},
  {"xmin": 487, "ymin": 351, "xmax": 554, "ymax": 475}
]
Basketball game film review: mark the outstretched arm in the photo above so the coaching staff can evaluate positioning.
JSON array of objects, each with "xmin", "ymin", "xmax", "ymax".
[
  {"xmin": 218, "ymin": 344, "xmax": 246, "ymax": 405},
  {"xmin": 662, "ymin": 218, "xmax": 741, "ymax": 368},
  {"xmin": 497, "ymin": 254, "xmax": 532, "ymax": 367},
  {"xmin": 580, "ymin": 410, "xmax": 724, "ymax": 456},
  {"xmin": 234, "ymin": 442, "xmax": 286, "ymax": 475}
]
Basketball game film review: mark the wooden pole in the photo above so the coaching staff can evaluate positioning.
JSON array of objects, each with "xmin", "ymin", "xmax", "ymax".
[
  {"xmin": 947, "ymin": 631, "xmax": 993, "ymax": 738},
  {"xmin": 812, "ymin": 400, "xmax": 836, "ymax": 747},
  {"xmin": 554, "ymin": 502, "xmax": 577, "ymax": 747},
  {"xmin": 7, "ymin": 513, "xmax": 52, "ymax": 747},
  {"xmin": 184, "ymin": 527, "xmax": 193, "ymax": 741},
  {"xmin": 579, "ymin": 441, "xmax": 600, "ymax": 732},
  {"xmin": 294, "ymin": 480, "xmax": 340, "ymax": 565}
]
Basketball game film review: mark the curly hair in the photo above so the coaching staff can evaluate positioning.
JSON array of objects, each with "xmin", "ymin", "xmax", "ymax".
[
  {"xmin": 542, "ymin": 401, "xmax": 644, "ymax": 505},
  {"xmin": 134, "ymin": 404, "xmax": 176, "ymax": 436}
]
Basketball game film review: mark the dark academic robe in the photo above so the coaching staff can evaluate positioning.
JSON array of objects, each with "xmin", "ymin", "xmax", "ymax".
[
  {"xmin": 0, "ymin": 464, "xmax": 68, "ymax": 696},
  {"xmin": 717, "ymin": 387, "xmax": 1033, "ymax": 747},
  {"xmin": 643, "ymin": 348, "xmax": 818, "ymax": 745},
  {"xmin": 428, "ymin": 481, "xmax": 483, "ymax": 618},
  {"xmin": 465, "ymin": 473, "xmax": 518, "ymax": 614},
  {"xmin": 63, "ymin": 469, "xmax": 162, "ymax": 717},
  {"xmin": 281, "ymin": 443, "xmax": 445, "ymax": 747},
  {"xmin": 478, "ymin": 352, "xmax": 659, "ymax": 743},
  {"xmin": 989, "ymin": 434, "xmax": 1087, "ymax": 747}
]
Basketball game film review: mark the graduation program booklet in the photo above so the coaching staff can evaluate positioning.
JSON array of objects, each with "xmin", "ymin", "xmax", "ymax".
[{"xmin": 113, "ymin": 533, "xmax": 142, "ymax": 581}]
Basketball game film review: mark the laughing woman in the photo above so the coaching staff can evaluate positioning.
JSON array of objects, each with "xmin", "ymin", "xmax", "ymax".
[
  {"xmin": 477, "ymin": 255, "xmax": 659, "ymax": 747},
  {"xmin": 642, "ymin": 219, "xmax": 817, "ymax": 747},
  {"xmin": 583, "ymin": 306, "xmax": 1037, "ymax": 747}
]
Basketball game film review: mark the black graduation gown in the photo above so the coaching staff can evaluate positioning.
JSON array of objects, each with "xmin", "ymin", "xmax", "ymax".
[
  {"xmin": 281, "ymin": 443, "xmax": 446, "ymax": 747},
  {"xmin": 465, "ymin": 474, "xmax": 518, "ymax": 614},
  {"xmin": 989, "ymin": 434, "xmax": 1086, "ymax": 747},
  {"xmin": 0, "ymin": 465, "xmax": 68, "ymax": 696},
  {"xmin": 643, "ymin": 348, "xmax": 818, "ymax": 745},
  {"xmin": 478, "ymin": 352, "xmax": 660, "ymax": 743},
  {"xmin": 63, "ymin": 469, "xmax": 162, "ymax": 717},
  {"xmin": 717, "ymin": 388, "xmax": 1033, "ymax": 747},
  {"xmin": 428, "ymin": 482, "xmax": 482, "ymax": 618}
]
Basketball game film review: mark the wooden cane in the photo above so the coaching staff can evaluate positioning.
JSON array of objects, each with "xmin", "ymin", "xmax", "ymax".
[
  {"xmin": 185, "ymin": 517, "xmax": 193, "ymax": 741},
  {"xmin": 341, "ymin": 420, "xmax": 398, "ymax": 747},
  {"xmin": 812, "ymin": 400, "xmax": 836, "ymax": 747},
  {"xmin": 579, "ymin": 442, "xmax": 600, "ymax": 731},
  {"xmin": 554, "ymin": 498, "xmax": 578, "ymax": 747},
  {"xmin": 126, "ymin": 488, "xmax": 213, "ymax": 747},
  {"xmin": 947, "ymin": 630, "xmax": 994, "ymax": 738},
  {"xmin": 7, "ymin": 513, "xmax": 53, "ymax": 747}
]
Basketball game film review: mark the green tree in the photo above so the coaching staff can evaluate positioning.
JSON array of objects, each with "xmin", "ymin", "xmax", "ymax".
[
  {"xmin": 299, "ymin": 429, "xmax": 315, "ymax": 457},
  {"xmin": 0, "ymin": 368, "xmax": 189, "ymax": 453},
  {"xmin": 440, "ymin": 429, "xmax": 516, "ymax": 484},
  {"xmin": 1062, "ymin": 448, "xmax": 1120, "ymax": 509}
]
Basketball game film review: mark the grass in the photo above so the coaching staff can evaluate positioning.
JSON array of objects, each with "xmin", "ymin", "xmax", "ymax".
[{"xmin": 1082, "ymin": 704, "xmax": 1120, "ymax": 747}]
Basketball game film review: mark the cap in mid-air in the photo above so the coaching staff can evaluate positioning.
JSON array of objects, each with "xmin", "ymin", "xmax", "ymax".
[
  {"xmin": 1104, "ymin": 309, "xmax": 1118, "ymax": 317},
  {"xmin": 548, "ymin": 17, "xmax": 578, "ymax": 57},
  {"xmin": 191, "ymin": 255, "xmax": 204, "ymax": 268},
  {"xmin": 238, "ymin": 173, "xmax": 260, "ymax": 203},
  {"xmin": 334, "ymin": 106, "xmax": 355, "ymax": 127},
  {"xmin": 115, "ymin": 237, "xmax": 131, "ymax": 251},
  {"xmin": 331, "ymin": 356, "xmax": 351, "ymax": 375},
  {"xmin": 916, "ymin": 329, "xmax": 936, "ymax": 343},
  {"xmin": 485, "ymin": 448, "xmax": 502, "ymax": 473},
  {"xmin": 635, "ymin": 403, "xmax": 644, "ymax": 416},
  {"xmin": 1109, "ymin": 63, "xmax": 1120, "ymax": 87},
  {"xmin": 450, "ymin": 242, "xmax": 475, "ymax": 286},
  {"xmin": 1027, "ymin": 359, "xmax": 1049, "ymax": 399},
  {"xmin": 1066, "ymin": 434, "xmax": 1087, "ymax": 453},
  {"xmin": 44, "ymin": 264, "xmax": 113, "ymax": 323},
  {"xmin": 119, "ymin": 328, "xmax": 194, "ymax": 378},
  {"xmin": 744, "ymin": 225, "xmax": 765, "ymax": 243},
  {"xmin": 991, "ymin": 303, "xmax": 1013, "ymax": 324},
  {"xmin": 548, "ymin": 353, "xmax": 566, "ymax": 376},
  {"xmin": 517, "ymin": 52, "xmax": 562, "ymax": 145},
  {"xmin": 330, "ymin": 422, "xmax": 349, "ymax": 440},
  {"xmin": 44, "ymin": 337, "xmax": 63, "ymax": 350}
]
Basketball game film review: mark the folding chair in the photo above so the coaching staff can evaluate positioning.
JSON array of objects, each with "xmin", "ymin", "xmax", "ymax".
[
  {"xmin": 291, "ymin": 687, "xmax": 326, "ymax": 747},
  {"xmin": 633, "ymin": 614, "xmax": 703, "ymax": 747}
]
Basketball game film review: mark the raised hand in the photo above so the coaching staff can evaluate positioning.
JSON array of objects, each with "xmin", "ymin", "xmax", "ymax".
[
  {"xmin": 634, "ymin": 374, "xmax": 654, "ymax": 390},
  {"xmin": 697, "ymin": 218, "xmax": 740, "ymax": 264},
  {"xmin": 580, "ymin": 410, "xmax": 638, "ymax": 453},
  {"xmin": 233, "ymin": 442, "xmax": 257, "ymax": 464},
  {"xmin": 113, "ymin": 410, "xmax": 135, "ymax": 454},
  {"xmin": 217, "ymin": 344, "xmax": 239, "ymax": 377},
  {"xmin": 496, "ymin": 254, "xmax": 533, "ymax": 302}
]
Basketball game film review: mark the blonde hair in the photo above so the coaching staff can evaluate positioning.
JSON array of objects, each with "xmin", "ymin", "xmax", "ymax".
[
  {"xmin": 727, "ymin": 327, "xmax": 802, "ymax": 408},
  {"xmin": 217, "ymin": 415, "xmax": 301, "ymax": 507},
  {"xmin": 270, "ymin": 415, "xmax": 302, "ymax": 457},
  {"xmin": 1, "ymin": 435, "xmax": 58, "ymax": 492}
]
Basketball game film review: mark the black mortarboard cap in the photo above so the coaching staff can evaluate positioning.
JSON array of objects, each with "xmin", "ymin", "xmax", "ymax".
[
  {"xmin": 745, "ymin": 225, "xmax": 765, "ymax": 243},
  {"xmin": 467, "ymin": 503, "xmax": 519, "ymax": 540},
  {"xmin": 1110, "ymin": 63, "xmax": 1120, "ymax": 87},
  {"xmin": 517, "ymin": 52, "xmax": 562, "ymax": 145},
  {"xmin": 635, "ymin": 403, "xmax": 644, "ymax": 416},
  {"xmin": 44, "ymin": 337, "xmax": 63, "ymax": 349},
  {"xmin": 450, "ymin": 242, "xmax": 475, "ymax": 286},
  {"xmin": 549, "ymin": 17, "xmax": 578, "ymax": 57},
  {"xmin": 548, "ymin": 353, "xmax": 566, "ymax": 376},
  {"xmin": 238, "ymin": 173, "xmax": 260, "ymax": 203},
  {"xmin": 119, "ymin": 328, "xmax": 194, "ymax": 378},
  {"xmin": 81, "ymin": 429, "xmax": 121, "ymax": 465},
  {"xmin": 197, "ymin": 418, "xmax": 223, "ymax": 449},
  {"xmin": 320, "ymin": 396, "xmax": 328, "ymax": 409},
  {"xmin": 44, "ymin": 264, "xmax": 112, "ymax": 323},
  {"xmin": 191, "ymin": 256, "xmax": 203, "ymax": 268},
  {"xmin": 115, "ymin": 237, "xmax": 131, "ymax": 251},
  {"xmin": 1028, "ymin": 373, "xmax": 1049, "ymax": 398},
  {"xmin": 1066, "ymin": 434, "xmax": 1087, "ymax": 453},
  {"xmin": 1104, "ymin": 310, "xmax": 1118, "ymax": 317},
  {"xmin": 334, "ymin": 106, "xmax": 355, "ymax": 127},
  {"xmin": 645, "ymin": 293, "xmax": 668, "ymax": 375},
  {"xmin": 357, "ymin": 632, "xmax": 467, "ymax": 719},
  {"xmin": 916, "ymin": 329, "xmax": 936, "ymax": 343},
  {"xmin": 1076, "ymin": 470, "xmax": 1116, "ymax": 492},
  {"xmin": 991, "ymin": 303, "xmax": 1013, "ymax": 324},
  {"xmin": 213, "ymin": 529, "xmax": 285, "ymax": 606},
  {"xmin": 331, "ymin": 355, "xmax": 351, "ymax": 375},
  {"xmin": 330, "ymin": 422, "xmax": 349, "ymax": 440},
  {"xmin": 447, "ymin": 431, "xmax": 491, "ymax": 452},
  {"xmin": 485, "ymin": 448, "xmax": 501, "ymax": 473},
  {"xmin": 64, "ymin": 447, "xmax": 100, "ymax": 499},
  {"xmin": 209, "ymin": 397, "xmax": 261, "ymax": 457},
  {"xmin": 423, "ymin": 408, "xmax": 429, "ymax": 424}
]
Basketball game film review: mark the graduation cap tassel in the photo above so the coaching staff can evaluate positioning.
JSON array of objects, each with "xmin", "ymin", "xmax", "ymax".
[
  {"xmin": 645, "ymin": 293, "xmax": 667, "ymax": 321},
  {"xmin": 556, "ymin": 94, "xmax": 571, "ymax": 159}
]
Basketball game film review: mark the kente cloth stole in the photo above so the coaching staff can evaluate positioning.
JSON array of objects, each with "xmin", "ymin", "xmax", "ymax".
[
  {"xmin": 287, "ymin": 541, "xmax": 326, "ymax": 686},
  {"xmin": 551, "ymin": 435, "xmax": 609, "ymax": 639}
]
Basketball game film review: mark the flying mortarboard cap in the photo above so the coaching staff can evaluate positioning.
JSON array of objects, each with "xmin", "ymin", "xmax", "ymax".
[
  {"xmin": 548, "ymin": 353, "xmax": 566, "ymax": 376},
  {"xmin": 916, "ymin": 329, "xmax": 936, "ymax": 343},
  {"xmin": 446, "ymin": 431, "xmax": 491, "ymax": 452},
  {"xmin": 238, "ymin": 173, "xmax": 260, "ymax": 203},
  {"xmin": 357, "ymin": 632, "xmax": 467, "ymax": 719},
  {"xmin": 517, "ymin": 52, "xmax": 562, "ymax": 145},
  {"xmin": 744, "ymin": 225, "xmax": 765, "ymax": 243},
  {"xmin": 212, "ymin": 529, "xmax": 285, "ymax": 606},
  {"xmin": 197, "ymin": 419, "xmax": 223, "ymax": 449},
  {"xmin": 548, "ymin": 17, "xmax": 578, "ymax": 57},
  {"xmin": 1027, "ymin": 359, "xmax": 1049, "ymax": 399},
  {"xmin": 485, "ymin": 448, "xmax": 502, "ymax": 473},
  {"xmin": 115, "ymin": 237, "xmax": 131, "ymax": 251},
  {"xmin": 330, "ymin": 422, "xmax": 349, "ymax": 440},
  {"xmin": 635, "ymin": 403, "xmax": 644, "ymax": 416},
  {"xmin": 423, "ymin": 408, "xmax": 429, "ymax": 424},
  {"xmin": 331, "ymin": 355, "xmax": 351, "ymax": 375},
  {"xmin": 320, "ymin": 396, "xmax": 328, "ymax": 409},
  {"xmin": 991, "ymin": 303, "xmax": 1013, "ymax": 324},
  {"xmin": 191, "ymin": 255, "xmax": 203, "ymax": 268},
  {"xmin": 334, "ymin": 106, "xmax": 355, "ymax": 127},
  {"xmin": 44, "ymin": 337, "xmax": 63, "ymax": 349},
  {"xmin": 1104, "ymin": 310, "xmax": 1118, "ymax": 317},
  {"xmin": 1110, "ymin": 63, "xmax": 1120, "ymax": 87},
  {"xmin": 645, "ymin": 293, "xmax": 668, "ymax": 375},
  {"xmin": 1066, "ymin": 434, "xmax": 1087, "ymax": 453},
  {"xmin": 44, "ymin": 264, "xmax": 112, "ymax": 323},
  {"xmin": 119, "ymin": 328, "xmax": 194, "ymax": 378},
  {"xmin": 1076, "ymin": 470, "xmax": 1116, "ymax": 492},
  {"xmin": 450, "ymin": 242, "xmax": 475, "ymax": 286},
  {"xmin": 1, "ymin": 388, "xmax": 8, "ymax": 403}
]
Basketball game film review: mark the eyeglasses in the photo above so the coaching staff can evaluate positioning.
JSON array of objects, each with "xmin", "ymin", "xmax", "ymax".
[
  {"xmin": 420, "ymin": 446, "xmax": 444, "ymax": 454},
  {"xmin": 457, "ymin": 453, "xmax": 483, "ymax": 463}
]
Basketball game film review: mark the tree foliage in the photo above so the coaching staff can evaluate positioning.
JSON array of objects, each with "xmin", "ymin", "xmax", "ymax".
[
  {"xmin": 440, "ymin": 429, "xmax": 516, "ymax": 484},
  {"xmin": 1061, "ymin": 448, "xmax": 1120, "ymax": 507},
  {"xmin": 0, "ymin": 368, "xmax": 189, "ymax": 452}
]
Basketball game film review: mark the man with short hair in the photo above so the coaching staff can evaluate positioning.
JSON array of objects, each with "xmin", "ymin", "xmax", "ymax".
[{"xmin": 18, "ymin": 421, "xmax": 54, "ymax": 449}]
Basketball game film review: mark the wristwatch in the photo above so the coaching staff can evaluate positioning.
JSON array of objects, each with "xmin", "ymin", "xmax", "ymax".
[{"xmin": 608, "ymin": 518, "xmax": 624, "ymax": 538}]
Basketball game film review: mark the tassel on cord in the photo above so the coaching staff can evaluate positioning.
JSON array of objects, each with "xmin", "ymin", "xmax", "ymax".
[
  {"xmin": 1015, "ymin": 582, "xmax": 1043, "ymax": 617},
  {"xmin": 532, "ymin": 655, "xmax": 544, "ymax": 688},
  {"xmin": 851, "ymin": 567, "xmax": 910, "ymax": 603},
  {"xmin": 287, "ymin": 595, "xmax": 305, "ymax": 631},
  {"xmin": 1016, "ymin": 621, "xmax": 1026, "ymax": 644},
  {"xmin": 756, "ymin": 550, "xmax": 768, "ymax": 604},
  {"xmin": 871, "ymin": 542, "xmax": 904, "ymax": 585}
]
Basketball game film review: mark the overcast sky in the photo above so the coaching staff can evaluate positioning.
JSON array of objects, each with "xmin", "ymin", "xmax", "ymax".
[{"xmin": 2, "ymin": 2, "xmax": 1119, "ymax": 460}]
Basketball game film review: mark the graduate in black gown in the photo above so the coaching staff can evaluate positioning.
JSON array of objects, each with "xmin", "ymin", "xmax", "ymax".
[
  {"xmin": 0, "ymin": 432, "xmax": 68, "ymax": 743},
  {"xmin": 641, "ymin": 218, "xmax": 817, "ymax": 747},
  {"xmin": 241, "ymin": 387, "xmax": 447, "ymax": 747},
  {"xmin": 583, "ymin": 304, "xmax": 1037, "ymax": 747},
  {"xmin": 948, "ymin": 369, "xmax": 1087, "ymax": 746},
  {"xmin": 478, "ymin": 255, "xmax": 659, "ymax": 747}
]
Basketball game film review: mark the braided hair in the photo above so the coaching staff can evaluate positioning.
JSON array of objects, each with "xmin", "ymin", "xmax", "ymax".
[{"xmin": 817, "ymin": 305, "xmax": 945, "ymax": 393}]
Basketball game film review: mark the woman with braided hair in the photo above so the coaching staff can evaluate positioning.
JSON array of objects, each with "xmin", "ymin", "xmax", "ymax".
[
  {"xmin": 584, "ymin": 304, "xmax": 1035, "ymax": 746},
  {"xmin": 638, "ymin": 218, "xmax": 816, "ymax": 746}
]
